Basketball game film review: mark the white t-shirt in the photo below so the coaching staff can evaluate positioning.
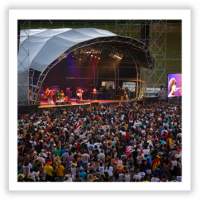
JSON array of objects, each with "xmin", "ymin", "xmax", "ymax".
[
  {"xmin": 22, "ymin": 163, "xmax": 32, "ymax": 176},
  {"xmin": 143, "ymin": 148, "xmax": 150, "ymax": 156},
  {"xmin": 133, "ymin": 174, "xmax": 142, "ymax": 181},
  {"xmin": 125, "ymin": 173, "xmax": 131, "ymax": 182},
  {"xmin": 151, "ymin": 177, "xmax": 160, "ymax": 182},
  {"xmin": 171, "ymin": 160, "xmax": 178, "ymax": 170},
  {"xmin": 99, "ymin": 166, "xmax": 105, "ymax": 175},
  {"xmin": 105, "ymin": 166, "xmax": 113, "ymax": 177},
  {"xmin": 98, "ymin": 152, "xmax": 105, "ymax": 161},
  {"xmin": 71, "ymin": 167, "xmax": 76, "ymax": 177}
]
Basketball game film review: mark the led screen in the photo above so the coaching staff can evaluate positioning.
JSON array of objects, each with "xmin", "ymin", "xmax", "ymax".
[{"xmin": 168, "ymin": 73, "xmax": 182, "ymax": 97}]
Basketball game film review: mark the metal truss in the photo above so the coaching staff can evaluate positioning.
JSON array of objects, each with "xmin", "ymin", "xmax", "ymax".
[{"xmin": 140, "ymin": 20, "xmax": 168, "ymax": 90}]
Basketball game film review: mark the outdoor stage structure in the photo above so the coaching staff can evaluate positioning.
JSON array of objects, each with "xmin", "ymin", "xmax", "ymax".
[{"xmin": 18, "ymin": 28, "xmax": 154, "ymax": 105}]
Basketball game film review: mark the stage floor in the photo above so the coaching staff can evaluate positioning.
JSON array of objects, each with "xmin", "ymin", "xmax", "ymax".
[{"xmin": 39, "ymin": 99, "xmax": 132, "ymax": 109}]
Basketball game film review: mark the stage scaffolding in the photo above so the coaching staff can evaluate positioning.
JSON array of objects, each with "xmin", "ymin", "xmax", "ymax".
[{"xmin": 140, "ymin": 20, "xmax": 168, "ymax": 93}]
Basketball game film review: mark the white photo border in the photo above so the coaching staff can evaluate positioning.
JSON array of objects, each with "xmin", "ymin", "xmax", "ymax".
[{"xmin": 9, "ymin": 9, "xmax": 191, "ymax": 191}]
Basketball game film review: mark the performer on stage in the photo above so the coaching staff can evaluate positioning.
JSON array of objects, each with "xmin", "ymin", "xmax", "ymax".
[
  {"xmin": 60, "ymin": 90, "xmax": 65, "ymax": 101},
  {"xmin": 92, "ymin": 87, "xmax": 97, "ymax": 99},
  {"xmin": 45, "ymin": 87, "xmax": 54, "ymax": 105},
  {"xmin": 76, "ymin": 88, "xmax": 84, "ymax": 101},
  {"xmin": 56, "ymin": 89, "xmax": 61, "ymax": 100},
  {"xmin": 45, "ymin": 87, "xmax": 51, "ymax": 98}
]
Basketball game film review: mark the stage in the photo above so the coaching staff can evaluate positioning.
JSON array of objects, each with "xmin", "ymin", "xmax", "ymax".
[{"xmin": 38, "ymin": 99, "xmax": 132, "ymax": 109}]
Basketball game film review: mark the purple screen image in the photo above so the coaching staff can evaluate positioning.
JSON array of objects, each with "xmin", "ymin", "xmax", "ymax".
[{"xmin": 168, "ymin": 73, "xmax": 182, "ymax": 97}]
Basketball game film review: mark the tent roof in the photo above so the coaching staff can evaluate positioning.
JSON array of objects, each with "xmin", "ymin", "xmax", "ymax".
[
  {"xmin": 18, "ymin": 28, "xmax": 154, "ymax": 105},
  {"xmin": 18, "ymin": 28, "xmax": 117, "ymax": 72}
]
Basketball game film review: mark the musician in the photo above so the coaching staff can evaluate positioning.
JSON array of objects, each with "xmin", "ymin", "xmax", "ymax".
[
  {"xmin": 60, "ymin": 90, "xmax": 65, "ymax": 100},
  {"xmin": 45, "ymin": 87, "xmax": 51, "ymax": 98},
  {"xmin": 45, "ymin": 87, "xmax": 54, "ymax": 105},
  {"xmin": 92, "ymin": 88, "xmax": 97, "ymax": 99},
  {"xmin": 76, "ymin": 88, "xmax": 84, "ymax": 101},
  {"xmin": 56, "ymin": 89, "xmax": 61, "ymax": 100}
]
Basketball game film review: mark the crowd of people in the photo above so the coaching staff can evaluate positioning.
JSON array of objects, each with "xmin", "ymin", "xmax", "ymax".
[{"xmin": 18, "ymin": 101, "xmax": 182, "ymax": 182}]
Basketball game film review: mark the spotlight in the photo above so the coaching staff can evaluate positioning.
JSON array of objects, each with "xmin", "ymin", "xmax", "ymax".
[{"xmin": 113, "ymin": 54, "xmax": 122, "ymax": 60}]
